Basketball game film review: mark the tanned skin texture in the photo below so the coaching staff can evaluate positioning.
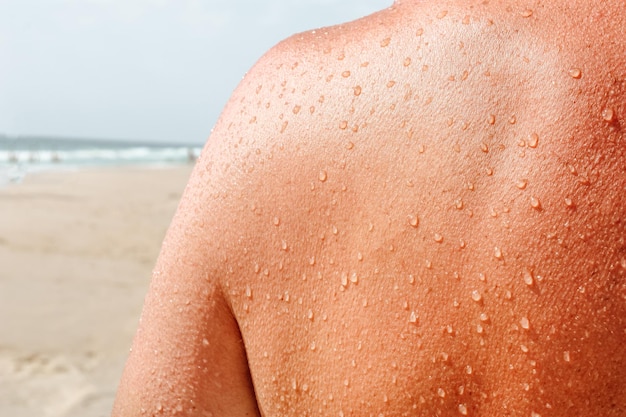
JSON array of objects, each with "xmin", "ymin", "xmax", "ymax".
[{"xmin": 112, "ymin": 1, "xmax": 625, "ymax": 416}]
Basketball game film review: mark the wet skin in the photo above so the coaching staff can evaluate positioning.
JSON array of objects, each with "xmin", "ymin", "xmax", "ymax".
[{"xmin": 112, "ymin": 1, "xmax": 625, "ymax": 416}]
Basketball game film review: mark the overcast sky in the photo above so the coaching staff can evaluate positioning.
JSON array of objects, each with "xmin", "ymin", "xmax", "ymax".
[{"xmin": 0, "ymin": 0, "xmax": 391, "ymax": 144}]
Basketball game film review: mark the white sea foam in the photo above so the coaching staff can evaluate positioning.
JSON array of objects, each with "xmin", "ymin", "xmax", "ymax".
[{"xmin": 0, "ymin": 136, "xmax": 202, "ymax": 185}]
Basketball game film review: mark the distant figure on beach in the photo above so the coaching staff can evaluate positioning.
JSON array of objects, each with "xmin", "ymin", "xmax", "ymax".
[
  {"xmin": 113, "ymin": 1, "xmax": 625, "ymax": 416},
  {"xmin": 186, "ymin": 147, "xmax": 198, "ymax": 163}
]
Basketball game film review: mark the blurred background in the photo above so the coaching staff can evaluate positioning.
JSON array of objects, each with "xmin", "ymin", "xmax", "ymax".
[{"xmin": 0, "ymin": 1, "xmax": 390, "ymax": 416}]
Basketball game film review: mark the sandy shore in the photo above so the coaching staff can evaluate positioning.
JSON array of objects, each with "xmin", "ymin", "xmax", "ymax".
[{"xmin": 0, "ymin": 165, "xmax": 193, "ymax": 417}]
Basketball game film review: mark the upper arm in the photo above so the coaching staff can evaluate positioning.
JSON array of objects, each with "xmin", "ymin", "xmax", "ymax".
[
  {"xmin": 111, "ymin": 166, "xmax": 262, "ymax": 416},
  {"xmin": 110, "ymin": 59, "xmax": 279, "ymax": 417}
]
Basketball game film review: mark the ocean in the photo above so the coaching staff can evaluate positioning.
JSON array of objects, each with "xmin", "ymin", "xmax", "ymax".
[{"xmin": 0, "ymin": 135, "xmax": 203, "ymax": 185}]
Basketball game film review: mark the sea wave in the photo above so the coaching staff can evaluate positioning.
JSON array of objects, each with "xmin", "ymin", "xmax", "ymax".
[{"xmin": 0, "ymin": 136, "xmax": 203, "ymax": 185}]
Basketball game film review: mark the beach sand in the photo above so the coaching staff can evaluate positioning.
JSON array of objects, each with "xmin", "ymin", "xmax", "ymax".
[{"xmin": 0, "ymin": 165, "xmax": 193, "ymax": 417}]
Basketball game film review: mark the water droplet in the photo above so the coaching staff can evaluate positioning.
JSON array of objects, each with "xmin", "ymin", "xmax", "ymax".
[
  {"xmin": 563, "ymin": 351, "xmax": 571, "ymax": 362},
  {"xmin": 350, "ymin": 272, "xmax": 358, "ymax": 284},
  {"xmin": 476, "ymin": 324, "xmax": 484, "ymax": 334},
  {"xmin": 273, "ymin": 217, "xmax": 281, "ymax": 226},
  {"xmin": 520, "ymin": 9, "xmax": 533, "ymax": 17},
  {"xmin": 523, "ymin": 270, "xmax": 534, "ymax": 286},
  {"xmin": 340, "ymin": 120, "xmax": 348, "ymax": 130},
  {"xmin": 602, "ymin": 107, "xmax": 615, "ymax": 122},
  {"xmin": 480, "ymin": 142, "xmax": 489, "ymax": 153},
  {"xmin": 455, "ymin": 199, "xmax": 464, "ymax": 210},
  {"xmin": 458, "ymin": 404, "xmax": 468, "ymax": 415},
  {"xmin": 353, "ymin": 85, "xmax": 362, "ymax": 96},
  {"xmin": 245, "ymin": 285, "xmax": 252, "ymax": 299},
  {"xmin": 380, "ymin": 37, "xmax": 391, "ymax": 47},
  {"xmin": 509, "ymin": 115, "xmax": 517, "ymax": 124},
  {"xmin": 310, "ymin": 341, "xmax": 317, "ymax": 351},
  {"xmin": 416, "ymin": 28, "xmax": 424, "ymax": 36},
  {"xmin": 516, "ymin": 180, "xmax": 528, "ymax": 190},
  {"xmin": 521, "ymin": 344, "xmax": 529, "ymax": 353},
  {"xmin": 564, "ymin": 197, "xmax": 574, "ymax": 207},
  {"xmin": 387, "ymin": 80, "xmax": 396, "ymax": 88},
  {"xmin": 531, "ymin": 412, "xmax": 542, "ymax": 417},
  {"xmin": 520, "ymin": 317, "xmax": 530, "ymax": 330},
  {"xmin": 480, "ymin": 313, "xmax": 489, "ymax": 322},
  {"xmin": 343, "ymin": 378, "xmax": 350, "ymax": 387},
  {"xmin": 471, "ymin": 290, "xmax": 482, "ymax": 303},
  {"xmin": 568, "ymin": 67, "xmax": 582, "ymax": 79},
  {"xmin": 309, "ymin": 256, "xmax": 316, "ymax": 266},
  {"xmin": 437, "ymin": 387, "xmax": 446, "ymax": 398},
  {"xmin": 446, "ymin": 324, "xmax": 454, "ymax": 334},
  {"xmin": 409, "ymin": 311, "xmax": 419, "ymax": 324},
  {"xmin": 494, "ymin": 247, "xmax": 503, "ymax": 259},
  {"xmin": 465, "ymin": 365, "xmax": 473, "ymax": 375},
  {"xmin": 202, "ymin": 338, "xmax": 209, "ymax": 347},
  {"xmin": 319, "ymin": 170, "xmax": 328, "ymax": 182},
  {"xmin": 437, "ymin": 10, "xmax": 448, "ymax": 19},
  {"xmin": 156, "ymin": 403, "xmax": 163, "ymax": 412},
  {"xmin": 340, "ymin": 272, "xmax": 349, "ymax": 287},
  {"xmin": 293, "ymin": 105, "xmax": 301, "ymax": 115},
  {"xmin": 404, "ymin": 57, "xmax": 412, "ymax": 67},
  {"xmin": 281, "ymin": 240, "xmax": 288, "ymax": 251},
  {"xmin": 528, "ymin": 133, "xmax": 539, "ymax": 148},
  {"xmin": 566, "ymin": 163, "xmax": 578, "ymax": 176},
  {"xmin": 280, "ymin": 121, "xmax": 289, "ymax": 134},
  {"xmin": 342, "ymin": 70, "xmax": 351, "ymax": 78},
  {"xmin": 434, "ymin": 233, "xmax": 444, "ymax": 243},
  {"xmin": 408, "ymin": 215, "xmax": 420, "ymax": 228},
  {"xmin": 488, "ymin": 114, "xmax": 496, "ymax": 125},
  {"xmin": 530, "ymin": 197, "xmax": 541, "ymax": 210},
  {"xmin": 307, "ymin": 309, "xmax": 314, "ymax": 321}
]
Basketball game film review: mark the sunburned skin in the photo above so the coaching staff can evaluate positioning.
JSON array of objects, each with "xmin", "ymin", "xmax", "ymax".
[{"xmin": 112, "ymin": 1, "xmax": 625, "ymax": 416}]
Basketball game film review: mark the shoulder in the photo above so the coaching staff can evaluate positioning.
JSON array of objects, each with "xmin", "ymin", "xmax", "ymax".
[{"xmin": 189, "ymin": 0, "xmax": 626, "ymax": 269}]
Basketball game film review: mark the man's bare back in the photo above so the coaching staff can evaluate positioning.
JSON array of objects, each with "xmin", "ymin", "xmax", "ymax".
[{"xmin": 112, "ymin": 1, "xmax": 625, "ymax": 416}]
